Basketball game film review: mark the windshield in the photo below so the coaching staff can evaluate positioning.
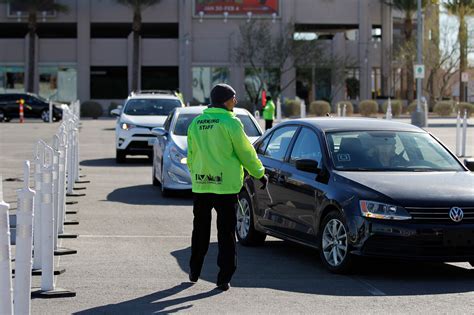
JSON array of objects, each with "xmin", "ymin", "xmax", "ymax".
[
  {"xmin": 123, "ymin": 98, "xmax": 181, "ymax": 116},
  {"xmin": 172, "ymin": 113, "xmax": 261, "ymax": 137},
  {"xmin": 327, "ymin": 131, "xmax": 463, "ymax": 172}
]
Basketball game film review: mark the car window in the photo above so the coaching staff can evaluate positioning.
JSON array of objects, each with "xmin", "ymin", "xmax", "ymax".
[
  {"xmin": 236, "ymin": 114, "xmax": 261, "ymax": 137},
  {"xmin": 290, "ymin": 127, "xmax": 323, "ymax": 165},
  {"xmin": 327, "ymin": 131, "xmax": 464, "ymax": 171},
  {"xmin": 264, "ymin": 126, "xmax": 298, "ymax": 161},
  {"xmin": 123, "ymin": 98, "xmax": 181, "ymax": 116},
  {"xmin": 173, "ymin": 113, "xmax": 199, "ymax": 136},
  {"xmin": 163, "ymin": 110, "xmax": 175, "ymax": 131},
  {"xmin": 256, "ymin": 135, "xmax": 271, "ymax": 155}
]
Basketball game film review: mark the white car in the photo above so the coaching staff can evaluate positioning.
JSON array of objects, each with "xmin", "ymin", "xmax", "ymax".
[
  {"xmin": 151, "ymin": 106, "xmax": 263, "ymax": 196},
  {"xmin": 111, "ymin": 90, "xmax": 184, "ymax": 163}
]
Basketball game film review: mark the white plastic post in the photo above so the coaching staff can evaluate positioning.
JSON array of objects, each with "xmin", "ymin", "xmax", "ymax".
[
  {"xmin": 33, "ymin": 141, "xmax": 45, "ymax": 270},
  {"xmin": 14, "ymin": 161, "xmax": 35, "ymax": 315},
  {"xmin": 337, "ymin": 104, "xmax": 341, "ymax": 117},
  {"xmin": 57, "ymin": 129, "xmax": 67, "ymax": 235},
  {"xmin": 66, "ymin": 121, "xmax": 74, "ymax": 194},
  {"xmin": 342, "ymin": 104, "xmax": 347, "ymax": 117},
  {"xmin": 49, "ymin": 101, "xmax": 53, "ymax": 124},
  {"xmin": 456, "ymin": 111, "xmax": 462, "ymax": 156},
  {"xmin": 52, "ymin": 136, "xmax": 60, "ymax": 250},
  {"xmin": 254, "ymin": 110, "xmax": 260, "ymax": 120},
  {"xmin": 300, "ymin": 100, "xmax": 306, "ymax": 118},
  {"xmin": 462, "ymin": 110, "xmax": 468, "ymax": 157},
  {"xmin": 276, "ymin": 98, "xmax": 282, "ymax": 122},
  {"xmin": 74, "ymin": 125, "xmax": 79, "ymax": 182},
  {"xmin": 40, "ymin": 145, "xmax": 55, "ymax": 292},
  {"xmin": 386, "ymin": 98, "xmax": 393, "ymax": 120},
  {"xmin": 0, "ymin": 176, "xmax": 13, "ymax": 315},
  {"xmin": 424, "ymin": 99, "xmax": 429, "ymax": 127}
]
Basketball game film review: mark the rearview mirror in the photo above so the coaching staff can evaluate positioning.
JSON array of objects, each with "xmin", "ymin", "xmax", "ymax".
[
  {"xmin": 110, "ymin": 108, "xmax": 121, "ymax": 117},
  {"xmin": 464, "ymin": 159, "xmax": 474, "ymax": 171},
  {"xmin": 151, "ymin": 127, "xmax": 167, "ymax": 137},
  {"xmin": 295, "ymin": 159, "xmax": 320, "ymax": 174}
]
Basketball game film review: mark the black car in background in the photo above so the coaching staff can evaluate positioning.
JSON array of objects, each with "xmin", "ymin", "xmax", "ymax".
[
  {"xmin": 0, "ymin": 93, "xmax": 63, "ymax": 122},
  {"xmin": 237, "ymin": 118, "xmax": 474, "ymax": 273}
]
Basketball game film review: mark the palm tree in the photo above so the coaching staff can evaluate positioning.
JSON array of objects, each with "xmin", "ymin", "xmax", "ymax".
[
  {"xmin": 2, "ymin": 0, "xmax": 68, "ymax": 93},
  {"xmin": 444, "ymin": 0, "xmax": 474, "ymax": 102},
  {"xmin": 389, "ymin": 0, "xmax": 428, "ymax": 102},
  {"xmin": 116, "ymin": 0, "xmax": 162, "ymax": 92}
]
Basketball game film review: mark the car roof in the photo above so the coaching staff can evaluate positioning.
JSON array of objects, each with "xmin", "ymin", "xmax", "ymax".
[
  {"xmin": 281, "ymin": 117, "xmax": 425, "ymax": 133},
  {"xmin": 127, "ymin": 94, "xmax": 180, "ymax": 100},
  {"xmin": 174, "ymin": 106, "xmax": 251, "ymax": 115}
]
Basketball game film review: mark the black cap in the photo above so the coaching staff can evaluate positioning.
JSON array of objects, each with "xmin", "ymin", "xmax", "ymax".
[{"xmin": 210, "ymin": 84, "xmax": 236, "ymax": 105}]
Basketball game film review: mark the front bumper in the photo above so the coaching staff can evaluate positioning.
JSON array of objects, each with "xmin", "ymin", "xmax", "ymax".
[
  {"xmin": 162, "ymin": 161, "xmax": 192, "ymax": 190},
  {"xmin": 116, "ymin": 127, "xmax": 155, "ymax": 155},
  {"xmin": 352, "ymin": 218, "xmax": 474, "ymax": 262}
]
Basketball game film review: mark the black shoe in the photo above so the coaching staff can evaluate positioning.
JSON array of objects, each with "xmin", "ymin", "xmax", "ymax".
[
  {"xmin": 189, "ymin": 273, "xmax": 198, "ymax": 283},
  {"xmin": 216, "ymin": 283, "xmax": 230, "ymax": 291}
]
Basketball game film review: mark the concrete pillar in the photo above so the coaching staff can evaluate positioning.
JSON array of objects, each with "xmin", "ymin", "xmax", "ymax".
[
  {"xmin": 230, "ymin": 32, "xmax": 245, "ymax": 100},
  {"xmin": 358, "ymin": 0, "xmax": 371, "ymax": 100},
  {"xmin": 179, "ymin": 0, "xmax": 193, "ymax": 103},
  {"xmin": 331, "ymin": 32, "xmax": 346, "ymax": 104},
  {"xmin": 127, "ymin": 33, "xmax": 142, "ymax": 92},
  {"xmin": 24, "ymin": 34, "xmax": 39, "ymax": 93},
  {"xmin": 381, "ymin": 2, "xmax": 393, "ymax": 97},
  {"xmin": 280, "ymin": 0, "xmax": 295, "ymax": 100},
  {"xmin": 77, "ymin": 0, "xmax": 91, "ymax": 101}
]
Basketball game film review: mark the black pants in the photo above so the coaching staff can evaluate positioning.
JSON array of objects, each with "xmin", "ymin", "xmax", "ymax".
[
  {"xmin": 265, "ymin": 119, "xmax": 273, "ymax": 130},
  {"xmin": 190, "ymin": 193, "xmax": 238, "ymax": 285}
]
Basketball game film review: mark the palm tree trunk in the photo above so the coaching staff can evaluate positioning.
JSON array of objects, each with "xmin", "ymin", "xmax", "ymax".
[
  {"xmin": 458, "ymin": 12, "xmax": 467, "ymax": 102},
  {"xmin": 27, "ymin": 11, "xmax": 37, "ymax": 93},
  {"xmin": 132, "ymin": 8, "xmax": 142, "ymax": 92}
]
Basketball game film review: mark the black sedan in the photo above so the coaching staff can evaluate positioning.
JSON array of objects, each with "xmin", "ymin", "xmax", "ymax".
[
  {"xmin": 0, "ymin": 93, "xmax": 62, "ymax": 122},
  {"xmin": 237, "ymin": 118, "xmax": 474, "ymax": 273}
]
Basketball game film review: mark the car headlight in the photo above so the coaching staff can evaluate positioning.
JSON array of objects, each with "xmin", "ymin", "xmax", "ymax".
[
  {"xmin": 359, "ymin": 200, "xmax": 411, "ymax": 220},
  {"xmin": 120, "ymin": 122, "xmax": 136, "ymax": 130},
  {"xmin": 170, "ymin": 146, "xmax": 187, "ymax": 165}
]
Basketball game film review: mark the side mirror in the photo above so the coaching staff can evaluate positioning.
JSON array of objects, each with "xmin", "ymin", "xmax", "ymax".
[
  {"xmin": 151, "ymin": 127, "xmax": 167, "ymax": 137},
  {"xmin": 110, "ymin": 108, "xmax": 121, "ymax": 117},
  {"xmin": 464, "ymin": 159, "xmax": 474, "ymax": 171},
  {"xmin": 295, "ymin": 159, "xmax": 320, "ymax": 174}
]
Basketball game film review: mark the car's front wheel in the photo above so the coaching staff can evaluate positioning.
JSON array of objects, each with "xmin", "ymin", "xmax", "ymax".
[
  {"xmin": 319, "ymin": 210, "xmax": 353, "ymax": 273},
  {"xmin": 41, "ymin": 109, "xmax": 50, "ymax": 122},
  {"xmin": 236, "ymin": 190, "xmax": 266, "ymax": 246},
  {"xmin": 152, "ymin": 164, "xmax": 160, "ymax": 186}
]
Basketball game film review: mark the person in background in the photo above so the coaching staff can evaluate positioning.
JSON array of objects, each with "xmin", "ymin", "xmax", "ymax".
[{"xmin": 262, "ymin": 95, "xmax": 275, "ymax": 130}]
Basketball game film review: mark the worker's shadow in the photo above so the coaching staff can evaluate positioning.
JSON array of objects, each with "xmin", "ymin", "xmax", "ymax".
[{"xmin": 73, "ymin": 282, "xmax": 223, "ymax": 314}]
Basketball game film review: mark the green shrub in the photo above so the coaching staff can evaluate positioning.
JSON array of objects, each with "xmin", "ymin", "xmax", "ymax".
[
  {"xmin": 358, "ymin": 100, "xmax": 378, "ymax": 117},
  {"xmin": 309, "ymin": 100, "xmax": 331, "ymax": 116},
  {"xmin": 381, "ymin": 99, "xmax": 403, "ymax": 117},
  {"xmin": 406, "ymin": 101, "xmax": 418, "ymax": 114},
  {"xmin": 108, "ymin": 101, "xmax": 120, "ymax": 117},
  {"xmin": 434, "ymin": 101, "xmax": 454, "ymax": 117},
  {"xmin": 81, "ymin": 101, "xmax": 103, "ymax": 119},
  {"xmin": 455, "ymin": 102, "xmax": 474, "ymax": 118},
  {"xmin": 283, "ymin": 99, "xmax": 301, "ymax": 117},
  {"xmin": 336, "ymin": 101, "xmax": 354, "ymax": 116}
]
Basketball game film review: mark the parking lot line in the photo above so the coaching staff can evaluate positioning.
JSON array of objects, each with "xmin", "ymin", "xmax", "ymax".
[{"xmin": 352, "ymin": 276, "xmax": 387, "ymax": 296}]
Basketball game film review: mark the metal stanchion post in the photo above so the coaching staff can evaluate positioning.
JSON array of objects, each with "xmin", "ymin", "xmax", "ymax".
[
  {"xmin": 49, "ymin": 101, "xmax": 53, "ymax": 124},
  {"xmin": 342, "ymin": 104, "xmax": 347, "ymax": 117},
  {"xmin": 456, "ymin": 111, "xmax": 461, "ymax": 156},
  {"xmin": 462, "ymin": 110, "xmax": 468, "ymax": 157},
  {"xmin": 276, "ymin": 98, "xmax": 282, "ymax": 122},
  {"xmin": 0, "ymin": 176, "xmax": 13, "ymax": 315},
  {"xmin": 300, "ymin": 100, "xmax": 306, "ymax": 118},
  {"xmin": 337, "ymin": 104, "xmax": 341, "ymax": 117},
  {"xmin": 14, "ymin": 161, "xmax": 35, "ymax": 315}
]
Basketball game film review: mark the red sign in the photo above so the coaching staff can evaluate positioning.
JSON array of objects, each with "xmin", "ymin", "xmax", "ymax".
[{"xmin": 195, "ymin": 0, "xmax": 279, "ymax": 16}]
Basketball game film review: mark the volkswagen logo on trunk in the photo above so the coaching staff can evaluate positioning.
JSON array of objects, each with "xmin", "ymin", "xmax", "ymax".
[{"xmin": 449, "ymin": 207, "xmax": 464, "ymax": 222}]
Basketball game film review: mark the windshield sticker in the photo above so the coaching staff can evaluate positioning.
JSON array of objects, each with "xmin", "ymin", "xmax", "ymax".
[{"xmin": 337, "ymin": 154, "xmax": 351, "ymax": 162}]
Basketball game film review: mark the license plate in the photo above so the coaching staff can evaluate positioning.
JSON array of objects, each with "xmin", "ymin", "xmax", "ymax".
[
  {"xmin": 443, "ymin": 230, "xmax": 474, "ymax": 247},
  {"xmin": 147, "ymin": 139, "xmax": 156, "ymax": 146}
]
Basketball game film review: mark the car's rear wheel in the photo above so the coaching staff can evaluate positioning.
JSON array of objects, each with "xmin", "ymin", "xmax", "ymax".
[
  {"xmin": 152, "ymin": 164, "xmax": 160, "ymax": 186},
  {"xmin": 41, "ymin": 109, "xmax": 50, "ymax": 122},
  {"xmin": 236, "ymin": 190, "xmax": 266, "ymax": 246},
  {"xmin": 116, "ymin": 149, "xmax": 126, "ymax": 163},
  {"xmin": 469, "ymin": 261, "xmax": 474, "ymax": 268},
  {"xmin": 319, "ymin": 210, "xmax": 353, "ymax": 274}
]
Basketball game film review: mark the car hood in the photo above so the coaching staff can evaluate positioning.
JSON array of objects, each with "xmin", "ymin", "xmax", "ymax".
[
  {"xmin": 171, "ymin": 135, "xmax": 260, "ymax": 153},
  {"xmin": 336, "ymin": 171, "xmax": 474, "ymax": 206},
  {"xmin": 120, "ymin": 114, "xmax": 167, "ymax": 128}
]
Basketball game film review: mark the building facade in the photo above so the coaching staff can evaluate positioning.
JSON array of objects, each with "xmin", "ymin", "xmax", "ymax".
[{"xmin": 0, "ymin": 0, "xmax": 396, "ymax": 108}]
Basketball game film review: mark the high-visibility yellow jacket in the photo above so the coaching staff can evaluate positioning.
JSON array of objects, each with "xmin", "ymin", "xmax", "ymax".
[
  {"xmin": 187, "ymin": 107, "xmax": 264, "ymax": 194},
  {"xmin": 263, "ymin": 100, "xmax": 275, "ymax": 120}
]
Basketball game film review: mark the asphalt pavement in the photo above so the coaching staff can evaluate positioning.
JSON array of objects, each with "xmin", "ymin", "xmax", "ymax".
[{"xmin": 0, "ymin": 117, "xmax": 473, "ymax": 314}]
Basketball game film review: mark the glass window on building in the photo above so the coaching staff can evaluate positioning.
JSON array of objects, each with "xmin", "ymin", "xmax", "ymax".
[
  {"xmin": 371, "ymin": 67, "xmax": 382, "ymax": 98},
  {"xmin": 91, "ymin": 66, "xmax": 128, "ymax": 99},
  {"xmin": 39, "ymin": 66, "xmax": 77, "ymax": 102},
  {"xmin": 192, "ymin": 67, "xmax": 229, "ymax": 105},
  {"xmin": 244, "ymin": 68, "xmax": 280, "ymax": 107},
  {"xmin": 345, "ymin": 68, "xmax": 360, "ymax": 100},
  {"xmin": 0, "ymin": 65, "xmax": 24, "ymax": 93},
  {"xmin": 141, "ymin": 66, "xmax": 179, "ymax": 91}
]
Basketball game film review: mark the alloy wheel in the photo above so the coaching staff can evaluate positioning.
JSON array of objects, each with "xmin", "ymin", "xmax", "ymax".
[
  {"xmin": 236, "ymin": 197, "xmax": 251, "ymax": 239},
  {"xmin": 322, "ymin": 218, "xmax": 348, "ymax": 267},
  {"xmin": 41, "ymin": 110, "xmax": 50, "ymax": 122}
]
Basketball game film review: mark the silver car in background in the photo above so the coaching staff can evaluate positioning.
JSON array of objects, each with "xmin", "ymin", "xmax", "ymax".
[{"xmin": 151, "ymin": 106, "xmax": 263, "ymax": 196}]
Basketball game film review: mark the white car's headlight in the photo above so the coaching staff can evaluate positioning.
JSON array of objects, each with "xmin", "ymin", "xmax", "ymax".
[
  {"xmin": 120, "ymin": 122, "xmax": 136, "ymax": 130},
  {"xmin": 359, "ymin": 200, "xmax": 411, "ymax": 220},
  {"xmin": 170, "ymin": 146, "xmax": 187, "ymax": 165}
]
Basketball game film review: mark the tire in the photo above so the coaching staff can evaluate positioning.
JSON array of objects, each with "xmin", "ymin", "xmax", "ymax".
[
  {"xmin": 160, "ymin": 162, "xmax": 170, "ymax": 197},
  {"xmin": 318, "ymin": 210, "xmax": 353, "ymax": 274},
  {"xmin": 116, "ymin": 149, "xmax": 126, "ymax": 163},
  {"xmin": 469, "ymin": 261, "xmax": 474, "ymax": 268},
  {"xmin": 41, "ymin": 109, "xmax": 50, "ymax": 122},
  {"xmin": 236, "ymin": 190, "xmax": 266, "ymax": 246},
  {"xmin": 152, "ymin": 164, "xmax": 160, "ymax": 186}
]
